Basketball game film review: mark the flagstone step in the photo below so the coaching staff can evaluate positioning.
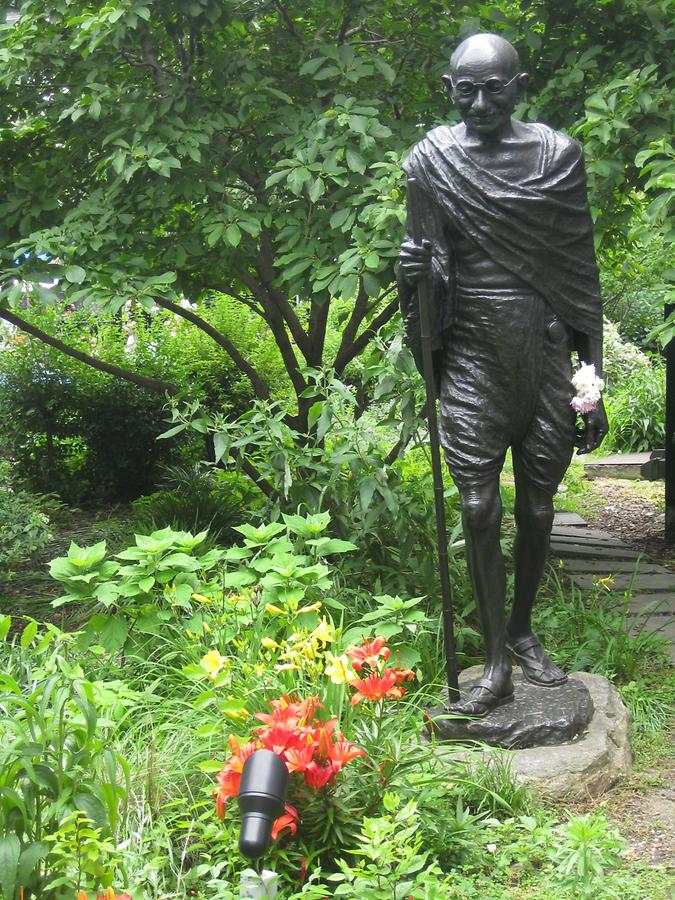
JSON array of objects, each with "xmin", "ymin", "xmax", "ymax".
[{"xmin": 550, "ymin": 510, "xmax": 674, "ymax": 663}]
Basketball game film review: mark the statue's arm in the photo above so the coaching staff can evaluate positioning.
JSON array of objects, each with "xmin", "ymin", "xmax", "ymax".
[{"xmin": 398, "ymin": 191, "xmax": 453, "ymax": 381}]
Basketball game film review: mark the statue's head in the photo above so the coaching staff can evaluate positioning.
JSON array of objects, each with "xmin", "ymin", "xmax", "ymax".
[{"xmin": 442, "ymin": 33, "xmax": 529, "ymax": 139}]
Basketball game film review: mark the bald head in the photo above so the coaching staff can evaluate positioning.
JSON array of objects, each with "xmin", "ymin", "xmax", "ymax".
[{"xmin": 449, "ymin": 33, "xmax": 520, "ymax": 78}]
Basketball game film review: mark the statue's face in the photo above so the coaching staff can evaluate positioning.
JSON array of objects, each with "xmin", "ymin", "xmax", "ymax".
[{"xmin": 447, "ymin": 47, "xmax": 522, "ymax": 139}]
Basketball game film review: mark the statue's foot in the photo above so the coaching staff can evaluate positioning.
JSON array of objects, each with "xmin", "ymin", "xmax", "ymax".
[
  {"xmin": 505, "ymin": 633, "xmax": 567, "ymax": 687},
  {"xmin": 446, "ymin": 676, "xmax": 514, "ymax": 718}
]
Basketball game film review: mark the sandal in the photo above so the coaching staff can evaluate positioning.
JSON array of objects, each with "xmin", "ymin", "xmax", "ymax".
[
  {"xmin": 505, "ymin": 634, "xmax": 568, "ymax": 687},
  {"xmin": 446, "ymin": 677, "xmax": 514, "ymax": 718}
]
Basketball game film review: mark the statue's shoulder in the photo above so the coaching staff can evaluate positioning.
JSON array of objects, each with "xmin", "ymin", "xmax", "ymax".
[
  {"xmin": 404, "ymin": 124, "xmax": 459, "ymax": 175},
  {"xmin": 518, "ymin": 121, "xmax": 582, "ymax": 164}
]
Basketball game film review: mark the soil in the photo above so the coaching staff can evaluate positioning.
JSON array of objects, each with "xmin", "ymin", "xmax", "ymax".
[
  {"xmin": 583, "ymin": 477, "xmax": 674, "ymax": 570},
  {"xmin": 609, "ymin": 767, "xmax": 675, "ymax": 868}
]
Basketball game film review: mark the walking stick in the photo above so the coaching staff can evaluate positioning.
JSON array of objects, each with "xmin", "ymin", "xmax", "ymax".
[{"xmin": 406, "ymin": 176, "xmax": 459, "ymax": 701}]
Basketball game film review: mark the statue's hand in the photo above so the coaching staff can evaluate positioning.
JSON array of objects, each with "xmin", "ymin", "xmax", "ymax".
[
  {"xmin": 576, "ymin": 397, "xmax": 608, "ymax": 455},
  {"xmin": 399, "ymin": 239, "xmax": 432, "ymax": 286}
]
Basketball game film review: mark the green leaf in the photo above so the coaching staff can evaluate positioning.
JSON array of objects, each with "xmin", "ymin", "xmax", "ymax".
[
  {"xmin": 308, "ymin": 177, "xmax": 325, "ymax": 202},
  {"xmin": 225, "ymin": 223, "xmax": 241, "ymax": 247},
  {"xmin": 346, "ymin": 148, "xmax": 366, "ymax": 174},
  {"xmin": 364, "ymin": 251, "xmax": 379, "ymax": 269},
  {"xmin": 99, "ymin": 616, "xmax": 129, "ymax": 653},
  {"xmin": 348, "ymin": 114, "xmax": 368, "ymax": 134},
  {"xmin": 307, "ymin": 538, "xmax": 358, "ymax": 555},
  {"xmin": 0, "ymin": 834, "xmax": 20, "ymax": 900},
  {"xmin": 157, "ymin": 423, "xmax": 188, "ymax": 440},
  {"xmin": 17, "ymin": 841, "xmax": 49, "ymax": 886},
  {"xmin": 0, "ymin": 615, "xmax": 10, "ymax": 642},
  {"xmin": 20, "ymin": 619, "xmax": 38, "ymax": 650},
  {"xmin": 213, "ymin": 431, "xmax": 229, "ymax": 463},
  {"xmin": 330, "ymin": 207, "xmax": 352, "ymax": 229},
  {"xmin": 152, "ymin": 271, "xmax": 177, "ymax": 284},
  {"xmin": 65, "ymin": 265, "xmax": 86, "ymax": 284}
]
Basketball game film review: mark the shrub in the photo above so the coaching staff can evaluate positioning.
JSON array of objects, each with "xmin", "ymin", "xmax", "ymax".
[
  {"xmin": 132, "ymin": 464, "xmax": 262, "ymax": 544},
  {"xmin": 603, "ymin": 356, "xmax": 665, "ymax": 453},
  {"xmin": 0, "ymin": 461, "xmax": 52, "ymax": 567},
  {"xmin": 601, "ymin": 317, "xmax": 651, "ymax": 390},
  {"xmin": 0, "ymin": 309, "xmax": 201, "ymax": 502}
]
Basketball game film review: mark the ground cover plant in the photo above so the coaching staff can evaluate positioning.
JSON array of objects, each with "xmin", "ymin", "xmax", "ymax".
[{"xmin": 0, "ymin": 497, "xmax": 672, "ymax": 899}]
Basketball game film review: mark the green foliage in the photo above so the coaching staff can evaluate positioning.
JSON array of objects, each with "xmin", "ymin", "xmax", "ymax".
[
  {"xmin": 0, "ymin": 463, "xmax": 52, "ymax": 568},
  {"xmin": 49, "ymin": 526, "xmax": 225, "ymax": 655},
  {"xmin": 164, "ymin": 350, "xmax": 466, "ymax": 599},
  {"xmin": 551, "ymin": 811, "xmax": 625, "ymax": 898},
  {"xmin": 601, "ymin": 318, "xmax": 652, "ymax": 388},
  {"xmin": 0, "ymin": 0, "xmax": 670, "ymax": 460},
  {"xmin": 132, "ymin": 463, "xmax": 262, "ymax": 544},
  {"xmin": 294, "ymin": 795, "xmax": 451, "ymax": 899},
  {"xmin": 43, "ymin": 810, "xmax": 120, "ymax": 896},
  {"xmin": 0, "ymin": 619, "xmax": 128, "ymax": 898},
  {"xmin": 0, "ymin": 308, "xmax": 200, "ymax": 503},
  {"xmin": 603, "ymin": 356, "xmax": 665, "ymax": 452},
  {"xmin": 536, "ymin": 569, "xmax": 670, "ymax": 682}
]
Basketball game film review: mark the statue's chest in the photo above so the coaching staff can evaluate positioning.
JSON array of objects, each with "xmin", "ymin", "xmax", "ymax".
[{"xmin": 464, "ymin": 141, "xmax": 543, "ymax": 184}]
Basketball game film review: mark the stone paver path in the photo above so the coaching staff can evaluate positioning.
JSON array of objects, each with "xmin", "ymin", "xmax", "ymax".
[{"xmin": 551, "ymin": 512, "xmax": 675, "ymax": 663}]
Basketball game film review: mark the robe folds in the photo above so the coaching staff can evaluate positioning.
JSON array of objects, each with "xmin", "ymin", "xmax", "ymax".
[{"xmin": 399, "ymin": 122, "xmax": 603, "ymax": 366}]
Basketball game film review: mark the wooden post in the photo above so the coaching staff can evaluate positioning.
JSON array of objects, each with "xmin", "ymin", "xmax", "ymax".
[{"xmin": 666, "ymin": 303, "xmax": 675, "ymax": 543}]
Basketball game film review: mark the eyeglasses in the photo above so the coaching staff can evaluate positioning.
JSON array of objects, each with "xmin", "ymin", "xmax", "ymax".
[{"xmin": 450, "ymin": 73, "xmax": 521, "ymax": 98}]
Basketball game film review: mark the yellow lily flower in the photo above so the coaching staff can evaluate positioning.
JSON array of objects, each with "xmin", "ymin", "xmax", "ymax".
[
  {"xmin": 324, "ymin": 652, "xmax": 353, "ymax": 684},
  {"xmin": 311, "ymin": 617, "xmax": 334, "ymax": 647},
  {"xmin": 297, "ymin": 601, "xmax": 322, "ymax": 614},
  {"xmin": 200, "ymin": 649, "xmax": 228, "ymax": 680},
  {"xmin": 265, "ymin": 603, "xmax": 285, "ymax": 616}
]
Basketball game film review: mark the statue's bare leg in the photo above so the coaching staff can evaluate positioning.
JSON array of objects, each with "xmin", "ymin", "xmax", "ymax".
[
  {"xmin": 506, "ymin": 474, "xmax": 566, "ymax": 685},
  {"xmin": 448, "ymin": 479, "xmax": 514, "ymax": 715}
]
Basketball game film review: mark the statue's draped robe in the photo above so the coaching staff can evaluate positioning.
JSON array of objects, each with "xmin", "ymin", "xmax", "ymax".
[{"xmin": 400, "ymin": 123, "xmax": 602, "ymax": 369}]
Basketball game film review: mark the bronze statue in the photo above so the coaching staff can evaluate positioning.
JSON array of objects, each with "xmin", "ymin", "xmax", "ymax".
[{"xmin": 398, "ymin": 33, "xmax": 608, "ymax": 717}]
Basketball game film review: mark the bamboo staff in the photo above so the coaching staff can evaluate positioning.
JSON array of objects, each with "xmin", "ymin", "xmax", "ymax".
[{"xmin": 406, "ymin": 176, "xmax": 459, "ymax": 700}]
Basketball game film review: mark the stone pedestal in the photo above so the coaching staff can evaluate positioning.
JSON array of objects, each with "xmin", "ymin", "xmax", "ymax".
[
  {"xmin": 429, "ymin": 668, "xmax": 632, "ymax": 799},
  {"xmin": 426, "ymin": 668, "xmax": 594, "ymax": 749}
]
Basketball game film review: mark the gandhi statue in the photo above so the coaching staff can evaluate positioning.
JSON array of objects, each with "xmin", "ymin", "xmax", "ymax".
[{"xmin": 398, "ymin": 33, "xmax": 608, "ymax": 716}]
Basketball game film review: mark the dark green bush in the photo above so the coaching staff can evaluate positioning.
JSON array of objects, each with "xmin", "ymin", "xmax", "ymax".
[
  {"xmin": 132, "ymin": 463, "xmax": 262, "ymax": 543},
  {"xmin": 0, "ymin": 298, "xmax": 288, "ymax": 503}
]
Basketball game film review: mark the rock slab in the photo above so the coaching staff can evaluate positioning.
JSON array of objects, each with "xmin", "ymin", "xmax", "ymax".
[
  {"xmin": 432, "ymin": 669, "xmax": 632, "ymax": 799},
  {"xmin": 426, "ymin": 668, "xmax": 594, "ymax": 749}
]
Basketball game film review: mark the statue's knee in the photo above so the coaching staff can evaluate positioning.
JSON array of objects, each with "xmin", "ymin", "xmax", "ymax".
[
  {"xmin": 515, "ymin": 500, "xmax": 554, "ymax": 534},
  {"xmin": 461, "ymin": 492, "xmax": 501, "ymax": 532}
]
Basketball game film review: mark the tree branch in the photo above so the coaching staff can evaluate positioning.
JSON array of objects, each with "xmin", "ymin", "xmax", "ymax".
[
  {"xmin": 307, "ymin": 294, "xmax": 329, "ymax": 367},
  {"xmin": 238, "ymin": 271, "xmax": 307, "ymax": 398},
  {"xmin": 334, "ymin": 280, "xmax": 369, "ymax": 366},
  {"xmin": 274, "ymin": 1, "xmax": 304, "ymax": 43},
  {"xmin": 151, "ymin": 295, "xmax": 270, "ymax": 400},
  {"xmin": 256, "ymin": 230, "xmax": 311, "ymax": 360},
  {"xmin": 230, "ymin": 447, "xmax": 275, "ymax": 498},
  {"xmin": 0, "ymin": 307, "xmax": 177, "ymax": 395},
  {"xmin": 139, "ymin": 33, "xmax": 168, "ymax": 89},
  {"xmin": 334, "ymin": 297, "xmax": 399, "ymax": 374}
]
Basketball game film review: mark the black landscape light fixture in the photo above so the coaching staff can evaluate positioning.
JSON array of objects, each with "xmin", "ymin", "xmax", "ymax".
[{"xmin": 237, "ymin": 749, "xmax": 289, "ymax": 860}]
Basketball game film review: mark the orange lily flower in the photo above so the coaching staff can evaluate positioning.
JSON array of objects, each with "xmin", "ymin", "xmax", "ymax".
[
  {"xmin": 346, "ymin": 636, "xmax": 391, "ymax": 671},
  {"xmin": 349, "ymin": 669, "xmax": 405, "ymax": 706},
  {"xmin": 271, "ymin": 803, "xmax": 299, "ymax": 840}
]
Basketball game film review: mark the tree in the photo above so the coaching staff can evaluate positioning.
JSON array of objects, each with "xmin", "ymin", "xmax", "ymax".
[{"xmin": 0, "ymin": 0, "xmax": 671, "ymax": 476}]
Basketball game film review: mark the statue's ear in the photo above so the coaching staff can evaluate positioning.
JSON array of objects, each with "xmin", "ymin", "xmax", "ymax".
[{"xmin": 441, "ymin": 72, "xmax": 453, "ymax": 94}]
